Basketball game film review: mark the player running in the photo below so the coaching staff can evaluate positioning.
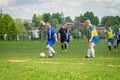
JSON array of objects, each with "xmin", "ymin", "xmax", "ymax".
[
  {"xmin": 116, "ymin": 28, "xmax": 120, "ymax": 49},
  {"xmin": 85, "ymin": 20, "xmax": 100, "ymax": 58},
  {"xmin": 58, "ymin": 25, "xmax": 68, "ymax": 52},
  {"xmin": 106, "ymin": 25, "xmax": 117, "ymax": 52},
  {"xmin": 46, "ymin": 21, "xmax": 58, "ymax": 58}
]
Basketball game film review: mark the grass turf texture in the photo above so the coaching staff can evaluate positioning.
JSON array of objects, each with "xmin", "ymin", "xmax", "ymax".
[{"xmin": 0, "ymin": 40, "xmax": 120, "ymax": 80}]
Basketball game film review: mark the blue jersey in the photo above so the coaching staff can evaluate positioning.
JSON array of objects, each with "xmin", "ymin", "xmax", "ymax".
[
  {"xmin": 67, "ymin": 32, "xmax": 70, "ymax": 42},
  {"xmin": 116, "ymin": 31, "xmax": 120, "ymax": 40},
  {"xmin": 47, "ymin": 27, "xmax": 56, "ymax": 41}
]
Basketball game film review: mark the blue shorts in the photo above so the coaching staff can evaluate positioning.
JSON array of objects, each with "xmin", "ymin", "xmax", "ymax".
[
  {"xmin": 91, "ymin": 36, "xmax": 100, "ymax": 44},
  {"xmin": 47, "ymin": 40, "xmax": 55, "ymax": 46},
  {"xmin": 108, "ymin": 39, "xmax": 115, "ymax": 44}
]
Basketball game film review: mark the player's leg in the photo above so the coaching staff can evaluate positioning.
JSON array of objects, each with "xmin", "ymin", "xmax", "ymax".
[
  {"xmin": 111, "ymin": 39, "xmax": 117, "ymax": 51},
  {"xmin": 61, "ymin": 38, "xmax": 64, "ymax": 51},
  {"xmin": 108, "ymin": 39, "xmax": 112, "ymax": 52},
  {"xmin": 117, "ymin": 40, "xmax": 119, "ymax": 49},
  {"xmin": 87, "ymin": 36, "xmax": 99, "ymax": 58},
  {"xmin": 117, "ymin": 40, "xmax": 120, "ymax": 49},
  {"xmin": 46, "ymin": 44, "xmax": 53, "ymax": 57},
  {"xmin": 64, "ymin": 41, "xmax": 67, "ymax": 50},
  {"xmin": 89, "ymin": 43, "xmax": 95, "ymax": 57}
]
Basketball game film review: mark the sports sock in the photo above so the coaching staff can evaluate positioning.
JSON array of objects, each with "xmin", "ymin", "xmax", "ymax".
[
  {"xmin": 108, "ymin": 46, "xmax": 111, "ymax": 51},
  {"xmin": 91, "ymin": 48, "xmax": 95, "ymax": 57},
  {"xmin": 87, "ymin": 49, "xmax": 91, "ymax": 57},
  {"xmin": 49, "ymin": 47, "xmax": 55, "ymax": 53},
  {"xmin": 61, "ymin": 44, "xmax": 64, "ymax": 50},
  {"xmin": 114, "ymin": 45, "xmax": 117, "ymax": 49},
  {"xmin": 48, "ymin": 48, "xmax": 52, "ymax": 57},
  {"xmin": 65, "ymin": 43, "xmax": 67, "ymax": 50}
]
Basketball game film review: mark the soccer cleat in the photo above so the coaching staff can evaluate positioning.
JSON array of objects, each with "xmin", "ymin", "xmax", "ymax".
[
  {"xmin": 48, "ymin": 55, "xmax": 53, "ymax": 58},
  {"xmin": 85, "ymin": 56, "xmax": 90, "ymax": 58}
]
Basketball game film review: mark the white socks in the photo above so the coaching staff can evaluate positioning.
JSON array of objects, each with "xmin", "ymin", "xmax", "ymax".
[
  {"xmin": 87, "ymin": 48, "xmax": 95, "ymax": 57},
  {"xmin": 87, "ymin": 49, "xmax": 91, "ymax": 57},
  {"xmin": 91, "ymin": 48, "xmax": 95, "ymax": 57},
  {"xmin": 48, "ymin": 47, "xmax": 56, "ymax": 57},
  {"xmin": 49, "ymin": 47, "xmax": 56, "ymax": 53},
  {"xmin": 48, "ymin": 48, "xmax": 52, "ymax": 57}
]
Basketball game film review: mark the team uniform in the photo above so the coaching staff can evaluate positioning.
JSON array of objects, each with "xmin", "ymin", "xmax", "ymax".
[
  {"xmin": 47, "ymin": 27, "xmax": 56, "ymax": 46},
  {"xmin": 106, "ymin": 30, "xmax": 115, "ymax": 44},
  {"xmin": 59, "ymin": 28, "xmax": 67, "ymax": 51},
  {"xmin": 59, "ymin": 28, "xmax": 67, "ymax": 43},
  {"xmin": 116, "ymin": 31, "xmax": 120, "ymax": 48},
  {"xmin": 89, "ymin": 26, "xmax": 100, "ymax": 44},
  {"xmin": 86, "ymin": 26, "xmax": 100, "ymax": 58},
  {"xmin": 46, "ymin": 27, "xmax": 56, "ymax": 57},
  {"xmin": 106, "ymin": 30, "xmax": 117, "ymax": 52}
]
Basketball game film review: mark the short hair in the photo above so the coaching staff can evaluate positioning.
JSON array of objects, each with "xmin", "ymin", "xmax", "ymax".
[
  {"xmin": 46, "ymin": 21, "xmax": 51, "ymax": 24},
  {"xmin": 108, "ymin": 25, "xmax": 111, "ymax": 27}
]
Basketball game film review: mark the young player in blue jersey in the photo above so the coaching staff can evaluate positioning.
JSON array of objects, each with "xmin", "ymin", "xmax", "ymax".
[
  {"xmin": 85, "ymin": 20, "xmax": 100, "ymax": 58},
  {"xmin": 116, "ymin": 28, "xmax": 120, "ymax": 49},
  {"xmin": 46, "ymin": 21, "xmax": 58, "ymax": 58},
  {"xmin": 66, "ymin": 30, "xmax": 71, "ymax": 48}
]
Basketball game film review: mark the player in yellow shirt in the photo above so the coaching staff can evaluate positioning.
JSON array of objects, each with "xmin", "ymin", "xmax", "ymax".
[
  {"xmin": 85, "ymin": 20, "xmax": 100, "ymax": 58},
  {"xmin": 106, "ymin": 25, "xmax": 117, "ymax": 52}
]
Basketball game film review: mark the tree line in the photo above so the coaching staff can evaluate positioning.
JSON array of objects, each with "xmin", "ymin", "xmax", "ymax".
[{"xmin": 0, "ymin": 11, "xmax": 120, "ymax": 40}]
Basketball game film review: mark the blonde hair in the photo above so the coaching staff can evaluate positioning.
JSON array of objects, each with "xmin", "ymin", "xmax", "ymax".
[{"xmin": 85, "ymin": 20, "xmax": 91, "ymax": 24}]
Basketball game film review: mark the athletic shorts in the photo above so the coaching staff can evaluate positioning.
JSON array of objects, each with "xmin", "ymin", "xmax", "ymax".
[
  {"xmin": 60, "ymin": 37, "xmax": 67, "ymax": 43},
  {"xmin": 108, "ymin": 39, "xmax": 115, "ymax": 44},
  {"xmin": 91, "ymin": 36, "xmax": 100, "ymax": 44},
  {"xmin": 47, "ymin": 40, "xmax": 55, "ymax": 46}
]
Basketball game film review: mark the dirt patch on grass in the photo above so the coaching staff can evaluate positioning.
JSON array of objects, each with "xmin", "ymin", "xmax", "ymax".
[{"xmin": 8, "ymin": 59, "xmax": 31, "ymax": 63}]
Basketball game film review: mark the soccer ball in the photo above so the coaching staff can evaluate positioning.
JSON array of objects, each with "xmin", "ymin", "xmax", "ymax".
[{"xmin": 40, "ymin": 52, "xmax": 45, "ymax": 58}]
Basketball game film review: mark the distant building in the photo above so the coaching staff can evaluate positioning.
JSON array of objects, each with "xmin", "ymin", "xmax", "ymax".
[
  {"xmin": 76, "ymin": 23, "xmax": 85, "ymax": 28},
  {"xmin": 96, "ymin": 24, "xmax": 105, "ymax": 35},
  {"xmin": 28, "ymin": 27, "xmax": 40, "ymax": 39},
  {"xmin": 65, "ymin": 22, "xmax": 74, "ymax": 27}
]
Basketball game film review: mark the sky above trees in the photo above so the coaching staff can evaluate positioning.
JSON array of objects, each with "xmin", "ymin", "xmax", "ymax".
[{"xmin": 0, "ymin": 0, "xmax": 120, "ymax": 19}]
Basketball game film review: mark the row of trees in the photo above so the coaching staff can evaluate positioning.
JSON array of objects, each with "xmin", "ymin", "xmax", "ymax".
[
  {"xmin": 74, "ymin": 12, "xmax": 99, "ymax": 25},
  {"xmin": 0, "ymin": 11, "xmax": 120, "ymax": 40}
]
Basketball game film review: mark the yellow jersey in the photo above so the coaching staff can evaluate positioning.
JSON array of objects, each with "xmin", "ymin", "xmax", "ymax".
[
  {"xmin": 107, "ymin": 30, "xmax": 115, "ymax": 39},
  {"xmin": 89, "ymin": 26, "xmax": 98, "ymax": 37}
]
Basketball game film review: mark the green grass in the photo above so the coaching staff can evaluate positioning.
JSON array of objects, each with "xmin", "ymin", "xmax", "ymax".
[{"xmin": 0, "ymin": 40, "xmax": 120, "ymax": 80}]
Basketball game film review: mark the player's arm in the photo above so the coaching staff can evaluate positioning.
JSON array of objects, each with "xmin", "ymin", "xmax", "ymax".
[
  {"xmin": 111, "ymin": 31, "xmax": 115, "ymax": 38},
  {"xmin": 89, "ymin": 31, "xmax": 94, "ymax": 43},
  {"xmin": 58, "ymin": 30, "xmax": 61, "ymax": 41},
  {"xmin": 54, "ymin": 33, "xmax": 58, "ymax": 42}
]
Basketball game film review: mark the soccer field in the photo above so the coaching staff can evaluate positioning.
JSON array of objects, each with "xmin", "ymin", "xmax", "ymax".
[{"xmin": 0, "ymin": 40, "xmax": 120, "ymax": 80}]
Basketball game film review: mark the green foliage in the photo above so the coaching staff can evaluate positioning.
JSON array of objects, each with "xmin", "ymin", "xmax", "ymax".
[
  {"xmin": 74, "ymin": 11, "xmax": 99, "ymax": 25},
  {"xmin": 65, "ymin": 16, "xmax": 72, "ymax": 22},
  {"xmin": 101, "ymin": 16, "xmax": 120, "ymax": 27},
  {"xmin": 0, "ymin": 14, "xmax": 18, "ymax": 40},
  {"xmin": 32, "ymin": 14, "xmax": 40, "ymax": 27},
  {"xmin": 42, "ymin": 13, "xmax": 51, "ymax": 22}
]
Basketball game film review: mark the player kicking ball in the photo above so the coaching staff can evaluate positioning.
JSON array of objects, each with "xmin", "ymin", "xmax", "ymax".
[
  {"xmin": 45, "ymin": 21, "xmax": 58, "ymax": 58},
  {"xmin": 85, "ymin": 20, "xmax": 100, "ymax": 58}
]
